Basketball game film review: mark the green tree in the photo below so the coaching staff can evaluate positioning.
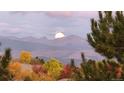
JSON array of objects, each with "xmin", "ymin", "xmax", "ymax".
[
  {"xmin": 81, "ymin": 52, "xmax": 86, "ymax": 63},
  {"xmin": 87, "ymin": 11, "xmax": 124, "ymax": 63},
  {"xmin": 0, "ymin": 48, "xmax": 12, "ymax": 80},
  {"xmin": 70, "ymin": 58, "xmax": 75, "ymax": 68},
  {"xmin": 1, "ymin": 48, "xmax": 12, "ymax": 68}
]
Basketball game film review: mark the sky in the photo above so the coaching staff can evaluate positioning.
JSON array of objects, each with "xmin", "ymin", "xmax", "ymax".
[{"xmin": 0, "ymin": 11, "xmax": 98, "ymax": 39}]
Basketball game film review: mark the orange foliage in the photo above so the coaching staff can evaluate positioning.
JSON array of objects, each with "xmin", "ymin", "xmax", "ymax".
[
  {"xmin": 13, "ymin": 70, "xmax": 32, "ymax": 80},
  {"xmin": 8, "ymin": 61, "xmax": 53, "ymax": 80},
  {"xmin": 8, "ymin": 62, "xmax": 21, "ymax": 76},
  {"xmin": 8, "ymin": 62, "xmax": 32, "ymax": 80},
  {"xmin": 30, "ymin": 72, "xmax": 53, "ymax": 81}
]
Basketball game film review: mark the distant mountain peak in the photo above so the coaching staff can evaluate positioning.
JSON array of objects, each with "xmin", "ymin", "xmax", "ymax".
[{"xmin": 0, "ymin": 35, "xmax": 103, "ymax": 63}]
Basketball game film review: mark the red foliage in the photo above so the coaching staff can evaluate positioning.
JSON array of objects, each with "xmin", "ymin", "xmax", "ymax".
[
  {"xmin": 115, "ymin": 67, "xmax": 122, "ymax": 73},
  {"xmin": 32, "ymin": 64, "xmax": 47, "ymax": 74},
  {"xmin": 115, "ymin": 67, "xmax": 122, "ymax": 79},
  {"xmin": 60, "ymin": 64, "xmax": 72, "ymax": 79},
  {"xmin": 107, "ymin": 64, "xmax": 112, "ymax": 71}
]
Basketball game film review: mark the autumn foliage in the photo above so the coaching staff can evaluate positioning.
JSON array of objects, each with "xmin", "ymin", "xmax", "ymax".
[
  {"xmin": 6, "ymin": 53, "xmax": 124, "ymax": 81},
  {"xmin": 43, "ymin": 58, "xmax": 63, "ymax": 80},
  {"xmin": 60, "ymin": 64, "xmax": 72, "ymax": 79},
  {"xmin": 20, "ymin": 51, "xmax": 32, "ymax": 63},
  {"xmin": 8, "ymin": 61, "xmax": 22, "ymax": 76},
  {"xmin": 1, "ymin": 49, "xmax": 124, "ymax": 81}
]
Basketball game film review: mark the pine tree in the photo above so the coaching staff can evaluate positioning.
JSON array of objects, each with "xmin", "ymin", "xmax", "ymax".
[
  {"xmin": 87, "ymin": 11, "xmax": 124, "ymax": 63},
  {"xmin": 1, "ymin": 48, "xmax": 12, "ymax": 68},
  {"xmin": 0, "ymin": 48, "xmax": 12, "ymax": 80},
  {"xmin": 81, "ymin": 52, "xmax": 86, "ymax": 62},
  {"xmin": 70, "ymin": 58, "xmax": 75, "ymax": 68}
]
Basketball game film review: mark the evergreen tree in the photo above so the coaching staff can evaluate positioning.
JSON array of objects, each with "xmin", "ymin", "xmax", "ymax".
[
  {"xmin": 87, "ymin": 11, "xmax": 124, "ymax": 63},
  {"xmin": 1, "ymin": 48, "xmax": 12, "ymax": 68},
  {"xmin": 0, "ymin": 48, "xmax": 12, "ymax": 80},
  {"xmin": 70, "ymin": 58, "xmax": 75, "ymax": 68},
  {"xmin": 81, "ymin": 52, "xmax": 86, "ymax": 63}
]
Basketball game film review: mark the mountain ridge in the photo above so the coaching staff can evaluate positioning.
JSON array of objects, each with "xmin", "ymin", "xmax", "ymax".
[{"xmin": 0, "ymin": 35, "xmax": 103, "ymax": 65}]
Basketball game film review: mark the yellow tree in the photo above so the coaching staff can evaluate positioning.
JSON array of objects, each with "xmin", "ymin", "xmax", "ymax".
[
  {"xmin": 43, "ymin": 58, "xmax": 63, "ymax": 80},
  {"xmin": 20, "ymin": 51, "xmax": 32, "ymax": 64}
]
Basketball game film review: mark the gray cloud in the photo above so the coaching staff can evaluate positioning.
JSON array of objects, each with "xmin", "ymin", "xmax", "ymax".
[{"xmin": 0, "ymin": 11, "xmax": 98, "ymax": 39}]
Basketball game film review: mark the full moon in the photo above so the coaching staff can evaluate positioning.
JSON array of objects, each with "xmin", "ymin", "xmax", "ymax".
[{"xmin": 55, "ymin": 32, "xmax": 65, "ymax": 39}]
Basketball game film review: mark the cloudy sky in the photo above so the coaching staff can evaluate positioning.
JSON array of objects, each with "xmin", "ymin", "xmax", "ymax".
[{"xmin": 0, "ymin": 11, "xmax": 98, "ymax": 39}]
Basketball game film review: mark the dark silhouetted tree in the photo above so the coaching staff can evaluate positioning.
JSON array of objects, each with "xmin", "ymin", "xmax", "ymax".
[
  {"xmin": 81, "ymin": 52, "xmax": 86, "ymax": 63},
  {"xmin": 70, "ymin": 58, "xmax": 75, "ymax": 68}
]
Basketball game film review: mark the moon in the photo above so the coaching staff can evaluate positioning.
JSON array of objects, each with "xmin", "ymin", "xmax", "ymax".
[{"xmin": 55, "ymin": 32, "xmax": 65, "ymax": 39}]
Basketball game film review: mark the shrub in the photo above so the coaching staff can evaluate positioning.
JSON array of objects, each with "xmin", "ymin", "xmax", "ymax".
[
  {"xmin": 30, "ymin": 72, "xmax": 53, "ymax": 81},
  {"xmin": 8, "ymin": 62, "xmax": 22, "ymax": 77},
  {"xmin": 60, "ymin": 64, "xmax": 72, "ymax": 79},
  {"xmin": 13, "ymin": 69, "xmax": 32, "ymax": 80},
  {"xmin": 32, "ymin": 64, "xmax": 47, "ymax": 75}
]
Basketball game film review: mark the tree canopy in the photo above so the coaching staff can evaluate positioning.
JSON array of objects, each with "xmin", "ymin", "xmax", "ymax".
[{"xmin": 87, "ymin": 11, "xmax": 124, "ymax": 63}]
